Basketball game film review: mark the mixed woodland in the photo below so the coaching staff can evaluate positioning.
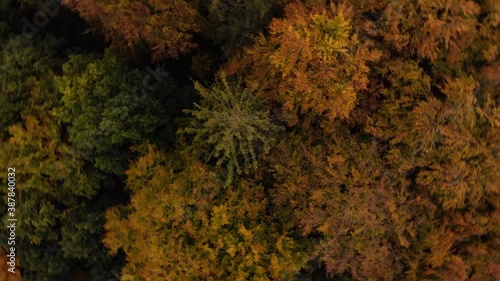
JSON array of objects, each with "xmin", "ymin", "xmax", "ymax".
[{"xmin": 0, "ymin": 0, "xmax": 499, "ymax": 280}]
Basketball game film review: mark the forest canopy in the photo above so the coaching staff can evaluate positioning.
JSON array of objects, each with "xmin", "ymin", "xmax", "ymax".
[{"xmin": 0, "ymin": 0, "xmax": 498, "ymax": 280}]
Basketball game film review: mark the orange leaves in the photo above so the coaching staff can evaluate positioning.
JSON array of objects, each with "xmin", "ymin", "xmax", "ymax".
[
  {"xmin": 420, "ymin": 224, "xmax": 472, "ymax": 281},
  {"xmin": 381, "ymin": 0, "xmax": 481, "ymax": 65},
  {"xmin": 62, "ymin": 0, "xmax": 200, "ymax": 61},
  {"xmin": 225, "ymin": 1, "xmax": 380, "ymax": 124},
  {"xmin": 267, "ymin": 127, "xmax": 415, "ymax": 279},
  {"xmin": 125, "ymin": 144, "xmax": 171, "ymax": 192}
]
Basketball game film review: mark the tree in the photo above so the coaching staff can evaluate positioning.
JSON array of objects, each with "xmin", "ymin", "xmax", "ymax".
[
  {"xmin": 377, "ymin": 0, "xmax": 481, "ymax": 66},
  {"xmin": 0, "ymin": 36, "xmax": 123, "ymax": 281},
  {"xmin": 54, "ymin": 49, "xmax": 179, "ymax": 174},
  {"xmin": 359, "ymin": 0, "xmax": 500, "ymax": 276},
  {"xmin": 182, "ymin": 76, "xmax": 279, "ymax": 184},
  {"xmin": 62, "ymin": 0, "xmax": 200, "ymax": 61},
  {"xmin": 253, "ymin": 1, "xmax": 499, "ymax": 278},
  {"xmin": 0, "ymin": 0, "xmax": 497, "ymax": 280},
  {"xmin": 266, "ymin": 124, "xmax": 419, "ymax": 280},
  {"xmin": 379, "ymin": 76, "xmax": 499, "ymax": 280},
  {"xmin": 103, "ymin": 144, "xmax": 307, "ymax": 280},
  {"xmin": 224, "ymin": 1, "xmax": 380, "ymax": 125},
  {"xmin": 0, "ymin": 36, "xmax": 63, "ymax": 139}
]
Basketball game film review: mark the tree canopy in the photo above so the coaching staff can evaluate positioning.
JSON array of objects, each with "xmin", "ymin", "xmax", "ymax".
[{"xmin": 1, "ymin": 0, "xmax": 498, "ymax": 280}]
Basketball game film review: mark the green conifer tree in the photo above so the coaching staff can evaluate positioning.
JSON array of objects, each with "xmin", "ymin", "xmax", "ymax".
[{"xmin": 182, "ymin": 76, "xmax": 279, "ymax": 184}]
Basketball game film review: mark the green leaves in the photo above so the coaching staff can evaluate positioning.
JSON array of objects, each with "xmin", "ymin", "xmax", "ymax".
[
  {"xmin": 54, "ymin": 49, "xmax": 172, "ymax": 174},
  {"xmin": 182, "ymin": 76, "xmax": 279, "ymax": 184},
  {"xmin": 0, "ymin": 35, "xmax": 122, "ymax": 281},
  {"xmin": 0, "ymin": 36, "xmax": 62, "ymax": 139}
]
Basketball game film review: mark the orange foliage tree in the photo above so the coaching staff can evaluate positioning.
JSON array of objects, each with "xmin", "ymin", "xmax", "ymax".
[
  {"xmin": 62, "ymin": 0, "xmax": 200, "ymax": 61},
  {"xmin": 224, "ymin": 1, "xmax": 380, "ymax": 124}
]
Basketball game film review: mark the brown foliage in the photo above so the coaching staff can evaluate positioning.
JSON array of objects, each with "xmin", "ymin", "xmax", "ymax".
[{"xmin": 62, "ymin": 0, "xmax": 200, "ymax": 61}]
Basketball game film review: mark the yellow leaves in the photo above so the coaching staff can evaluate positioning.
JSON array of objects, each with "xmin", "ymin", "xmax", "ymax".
[
  {"xmin": 483, "ymin": 44, "xmax": 499, "ymax": 63},
  {"xmin": 226, "ymin": 243, "xmax": 238, "ymax": 258},
  {"xmin": 317, "ymin": 34, "xmax": 348, "ymax": 62},
  {"xmin": 310, "ymin": 12, "xmax": 350, "ymax": 61},
  {"xmin": 103, "ymin": 206, "xmax": 131, "ymax": 255},
  {"xmin": 267, "ymin": 236, "xmax": 306, "ymax": 280},
  {"xmin": 210, "ymin": 205, "xmax": 231, "ymax": 231},
  {"xmin": 269, "ymin": 255, "xmax": 281, "ymax": 278},
  {"xmin": 411, "ymin": 97, "xmax": 442, "ymax": 152},
  {"xmin": 238, "ymin": 225, "xmax": 254, "ymax": 241},
  {"xmin": 104, "ymin": 146, "xmax": 310, "ymax": 280},
  {"xmin": 125, "ymin": 144, "xmax": 171, "ymax": 192}
]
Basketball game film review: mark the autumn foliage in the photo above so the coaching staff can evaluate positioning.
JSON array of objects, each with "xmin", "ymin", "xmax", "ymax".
[
  {"xmin": 225, "ymin": 2, "xmax": 380, "ymax": 124},
  {"xmin": 0, "ymin": 0, "xmax": 499, "ymax": 280},
  {"xmin": 62, "ymin": 0, "xmax": 200, "ymax": 61},
  {"xmin": 103, "ymin": 144, "xmax": 307, "ymax": 280}
]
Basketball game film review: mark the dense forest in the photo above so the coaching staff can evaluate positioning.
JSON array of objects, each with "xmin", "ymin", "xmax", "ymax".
[{"xmin": 0, "ymin": 0, "xmax": 498, "ymax": 280}]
